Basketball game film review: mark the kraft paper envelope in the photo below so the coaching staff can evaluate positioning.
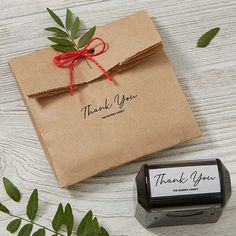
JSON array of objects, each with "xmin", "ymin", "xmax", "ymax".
[{"xmin": 9, "ymin": 11, "xmax": 201, "ymax": 187}]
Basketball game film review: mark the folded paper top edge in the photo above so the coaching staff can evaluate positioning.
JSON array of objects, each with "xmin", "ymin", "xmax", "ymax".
[{"xmin": 9, "ymin": 10, "xmax": 162, "ymax": 98}]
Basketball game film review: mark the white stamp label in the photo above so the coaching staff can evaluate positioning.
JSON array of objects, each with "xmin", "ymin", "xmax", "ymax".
[{"xmin": 149, "ymin": 165, "xmax": 221, "ymax": 198}]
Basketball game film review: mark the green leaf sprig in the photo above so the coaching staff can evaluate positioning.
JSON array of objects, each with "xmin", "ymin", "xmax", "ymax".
[
  {"xmin": 197, "ymin": 27, "xmax": 220, "ymax": 48},
  {"xmin": 45, "ymin": 8, "xmax": 96, "ymax": 52},
  {"xmin": 0, "ymin": 177, "xmax": 109, "ymax": 236},
  {"xmin": 3, "ymin": 177, "xmax": 21, "ymax": 202}
]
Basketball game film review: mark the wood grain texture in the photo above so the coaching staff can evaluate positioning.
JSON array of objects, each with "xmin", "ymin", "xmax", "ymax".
[{"xmin": 0, "ymin": 0, "xmax": 236, "ymax": 235}]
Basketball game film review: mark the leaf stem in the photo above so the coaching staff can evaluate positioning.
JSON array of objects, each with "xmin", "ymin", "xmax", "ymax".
[
  {"xmin": 5, "ymin": 212, "xmax": 65, "ymax": 236},
  {"xmin": 65, "ymin": 29, "xmax": 92, "ymax": 69},
  {"xmin": 65, "ymin": 28, "xmax": 78, "ymax": 50},
  {"xmin": 71, "ymin": 38, "xmax": 79, "ymax": 50}
]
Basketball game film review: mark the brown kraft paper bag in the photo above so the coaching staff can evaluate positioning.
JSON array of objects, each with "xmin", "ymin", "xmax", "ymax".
[{"xmin": 9, "ymin": 11, "xmax": 201, "ymax": 187}]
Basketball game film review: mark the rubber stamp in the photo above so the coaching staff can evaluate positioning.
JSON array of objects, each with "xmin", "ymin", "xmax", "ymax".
[{"xmin": 135, "ymin": 159, "xmax": 231, "ymax": 227}]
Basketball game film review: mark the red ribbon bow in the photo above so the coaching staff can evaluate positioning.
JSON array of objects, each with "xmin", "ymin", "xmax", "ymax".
[{"xmin": 53, "ymin": 37, "xmax": 112, "ymax": 96}]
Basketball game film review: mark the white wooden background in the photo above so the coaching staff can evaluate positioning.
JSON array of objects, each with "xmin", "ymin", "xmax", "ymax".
[{"xmin": 0, "ymin": 0, "xmax": 236, "ymax": 235}]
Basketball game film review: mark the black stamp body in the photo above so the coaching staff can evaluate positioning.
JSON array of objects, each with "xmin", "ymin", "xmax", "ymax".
[{"xmin": 135, "ymin": 159, "xmax": 231, "ymax": 227}]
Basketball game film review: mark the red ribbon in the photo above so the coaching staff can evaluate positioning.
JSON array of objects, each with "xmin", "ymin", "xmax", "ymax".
[{"xmin": 53, "ymin": 37, "xmax": 112, "ymax": 96}]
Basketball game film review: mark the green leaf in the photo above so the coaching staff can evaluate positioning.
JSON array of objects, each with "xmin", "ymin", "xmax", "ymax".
[
  {"xmin": 64, "ymin": 203, "xmax": 74, "ymax": 236},
  {"xmin": 51, "ymin": 45, "xmax": 77, "ymax": 52},
  {"xmin": 197, "ymin": 27, "xmax": 220, "ymax": 48},
  {"xmin": 77, "ymin": 211, "xmax": 109, "ymax": 236},
  {"xmin": 78, "ymin": 26, "xmax": 96, "ymax": 48},
  {"xmin": 45, "ymin": 27, "xmax": 68, "ymax": 37},
  {"xmin": 66, "ymin": 9, "xmax": 73, "ymax": 29},
  {"xmin": 77, "ymin": 210, "xmax": 93, "ymax": 236},
  {"xmin": 47, "ymin": 8, "xmax": 65, "ymax": 28},
  {"xmin": 0, "ymin": 203, "xmax": 10, "ymax": 214},
  {"xmin": 90, "ymin": 217, "xmax": 100, "ymax": 235},
  {"xmin": 48, "ymin": 37, "xmax": 74, "ymax": 46},
  {"xmin": 32, "ymin": 228, "xmax": 46, "ymax": 236},
  {"xmin": 100, "ymin": 227, "xmax": 109, "ymax": 236},
  {"xmin": 17, "ymin": 223, "xmax": 33, "ymax": 236},
  {"xmin": 71, "ymin": 17, "xmax": 80, "ymax": 39},
  {"xmin": 27, "ymin": 189, "xmax": 38, "ymax": 221},
  {"xmin": 7, "ymin": 219, "xmax": 21, "ymax": 233},
  {"xmin": 52, "ymin": 203, "xmax": 64, "ymax": 232},
  {"xmin": 3, "ymin": 177, "xmax": 21, "ymax": 202}
]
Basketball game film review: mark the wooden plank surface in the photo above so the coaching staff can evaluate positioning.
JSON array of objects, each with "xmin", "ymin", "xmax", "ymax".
[{"xmin": 0, "ymin": 0, "xmax": 236, "ymax": 235}]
